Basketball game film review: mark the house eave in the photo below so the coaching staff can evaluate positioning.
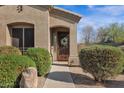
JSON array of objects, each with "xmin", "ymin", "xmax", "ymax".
[{"xmin": 49, "ymin": 6, "xmax": 82, "ymax": 23}]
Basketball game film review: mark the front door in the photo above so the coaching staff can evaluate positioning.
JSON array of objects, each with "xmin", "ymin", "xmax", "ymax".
[{"xmin": 57, "ymin": 32, "xmax": 69, "ymax": 61}]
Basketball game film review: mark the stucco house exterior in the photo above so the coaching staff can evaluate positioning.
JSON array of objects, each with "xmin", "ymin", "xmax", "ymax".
[{"xmin": 0, "ymin": 5, "xmax": 81, "ymax": 65}]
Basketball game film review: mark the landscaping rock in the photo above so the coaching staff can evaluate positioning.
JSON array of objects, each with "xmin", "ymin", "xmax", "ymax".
[{"xmin": 20, "ymin": 67, "xmax": 38, "ymax": 88}]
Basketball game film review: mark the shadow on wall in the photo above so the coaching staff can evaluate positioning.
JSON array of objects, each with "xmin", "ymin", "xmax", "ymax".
[{"xmin": 47, "ymin": 71, "xmax": 124, "ymax": 88}]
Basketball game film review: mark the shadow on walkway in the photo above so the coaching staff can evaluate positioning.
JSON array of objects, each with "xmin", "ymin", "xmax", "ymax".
[
  {"xmin": 104, "ymin": 80, "xmax": 124, "ymax": 88},
  {"xmin": 47, "ymin": 71, "xmax": 95, "ymax": 85},
  {"xmin": 47, "ymin": 71, "xmax": 124, "ymax": 88}
]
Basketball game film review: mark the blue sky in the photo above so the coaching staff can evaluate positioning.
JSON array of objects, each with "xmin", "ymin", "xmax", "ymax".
[{"xmin": 56, "ymin": 5, "xmax": 124, "ymax": 43}]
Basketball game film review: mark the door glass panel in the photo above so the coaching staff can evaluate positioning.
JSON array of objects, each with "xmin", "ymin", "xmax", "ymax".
[{"xmin": 57, "ymin": 32, "xmax": 69, "ymax": 61}]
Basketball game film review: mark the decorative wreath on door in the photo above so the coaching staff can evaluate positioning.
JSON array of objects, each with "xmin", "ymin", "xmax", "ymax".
[{"xmin": 61, "ymin": 37, "xmax": 68, "ymax": 46}]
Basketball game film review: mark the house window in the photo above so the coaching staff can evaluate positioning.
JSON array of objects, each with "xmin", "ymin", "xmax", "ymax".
[{"xmin": 11, "ymin": 27, "xmax": 34, "ymax": 52}]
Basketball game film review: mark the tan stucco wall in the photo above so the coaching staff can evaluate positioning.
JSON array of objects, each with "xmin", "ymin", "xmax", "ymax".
[
  {"xmin": 50, "ymin": 14, "xmax": 79, "ymax": 65},
  {"xmin": 0, "ymin": 5, "xmax": 79, "ymax": 65},
  {"xmin": 0, "ymin": 5, "xmax": 50, "ymax": 51}
]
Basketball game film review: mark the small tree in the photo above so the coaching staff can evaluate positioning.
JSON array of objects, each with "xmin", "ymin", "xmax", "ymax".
[
  {"xmin": 97, "ymin": 23, "xmax": 124, "ymax": 44},
  {"xmin": 97, "ymin": 27, "xmax": 109, "ymax": 43},
  {"xmin": 81, "ymin": 25, "xmax": 94, "ymax": 44}
]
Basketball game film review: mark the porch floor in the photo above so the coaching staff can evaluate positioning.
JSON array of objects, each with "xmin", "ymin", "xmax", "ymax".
[{"xmin": 43, "ymin": 61, "xmax": 75, "ymax": 88}]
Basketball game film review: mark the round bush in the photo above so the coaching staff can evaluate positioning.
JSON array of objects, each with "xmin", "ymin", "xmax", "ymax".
[
  {"xmin": 79, "ymin": 45, "xmax": 124, "ymax": 82},
  {"xmin": 0, "ymin": 46, "xmax": 21, "ymax": 55},
  {"xmin": 119, "ymin": 46, "xmax": 124, "ymax": 71},
  {"xmin": 26, "ymin": 48, "xmax": 52, "ymax": 76},
  {"xmin": 0, "ymin": 55, "xmax": 36, "ymax": 88}
]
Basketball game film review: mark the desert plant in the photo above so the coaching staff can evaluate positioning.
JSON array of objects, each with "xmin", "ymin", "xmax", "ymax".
[
  {"xmin": 120, "ymin": 47, "xmax": 124, "ymax": 73},
  {"xmin": 79, "ymin": 45, "xmax": 124, "ymax": 82},
  {"xmin": 26, "ymin": 48, "xmax": 52, "ymax": 76},
  {"xmin": 0, "ymin": 46, "xmax": 21, "ymax": 55},
  {"xmin": 0, "ymin": 55, "xmax": 36, "ymax": 88}
]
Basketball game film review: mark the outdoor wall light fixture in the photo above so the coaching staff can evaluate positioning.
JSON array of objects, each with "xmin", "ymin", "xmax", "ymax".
[{"xmin": 17, "ymin": 5, "xmax": 23, "ymax": 13}]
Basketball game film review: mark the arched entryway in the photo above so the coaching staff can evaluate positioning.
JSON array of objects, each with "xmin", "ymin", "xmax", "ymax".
[
  {"xmin": 7, "ymin": 22, "xmax": 34, "ymax": 52},
  {"xmin": 50, "ymin": 27, "xmax": 70, "ymax": 61}
]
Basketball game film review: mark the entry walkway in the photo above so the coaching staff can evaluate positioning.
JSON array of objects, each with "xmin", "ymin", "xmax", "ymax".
[{"xmin": 43, "ymin": 61, "xmax": 75, "ymax": 88}]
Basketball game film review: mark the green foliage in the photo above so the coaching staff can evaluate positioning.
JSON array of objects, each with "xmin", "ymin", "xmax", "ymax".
[
  {"xmin": 79, "ymin": 45, "xmax": 124, "ymax": 82},
  {"xmin": 26, "ymin": 48, "xmax": 52, "ymax": 76},
  {"xmin": 120, "ymin": 47, "xmax": 124, "ymax": 72},
  {"xmin": 0, "ymin": 46, "xmax": 21, "ymax": 55},
  {"xmin": 119, "ymin": 46, "xmax": 124, "ymax": 51},
  {"xmin": 97, "ymin": 23, "xmax": 124, "ymax": 44},
  {"xmin": 0, "ymin": 55, "xmax": 36, "ymax": 88}
]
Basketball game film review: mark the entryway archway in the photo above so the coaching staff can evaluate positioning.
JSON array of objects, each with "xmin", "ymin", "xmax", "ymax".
[{"xmin": 50, "ymin": 27, "xmax": 70, "ymax": 61}]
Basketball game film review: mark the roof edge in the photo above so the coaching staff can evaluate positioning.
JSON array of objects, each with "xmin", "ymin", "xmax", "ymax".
[
  {"xmin": 53, "ymin": 6, "xmax": 83, "ymax": 18},
  {"xmin": 50, "ymin": 6, "xmax": 83, "ymax": 23}
]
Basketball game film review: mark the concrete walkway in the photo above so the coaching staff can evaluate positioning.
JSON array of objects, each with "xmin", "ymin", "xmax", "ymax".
[{"xmin": 43, "ymin": 62, "xmax": 75, "ymax": 88}]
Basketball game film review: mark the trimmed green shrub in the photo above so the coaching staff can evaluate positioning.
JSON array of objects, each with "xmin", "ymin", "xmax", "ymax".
[
  {"xmin": 120, "ymin": 47, "xmax": 124, "ymax": 72},
  {"xmin": 0, "ymin": 46, "xmax": 21, "ymax": 55},
  {"xmin": 0, "ymin": 55, "xmax": 36, "ymax": 88},
  {"xmin": 26, "ymin": 48, "xmax": 52, "ymax": 76},
  {"xmin": 79, "ymin": 45, "xmax": 124, "ymax": 82}
]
